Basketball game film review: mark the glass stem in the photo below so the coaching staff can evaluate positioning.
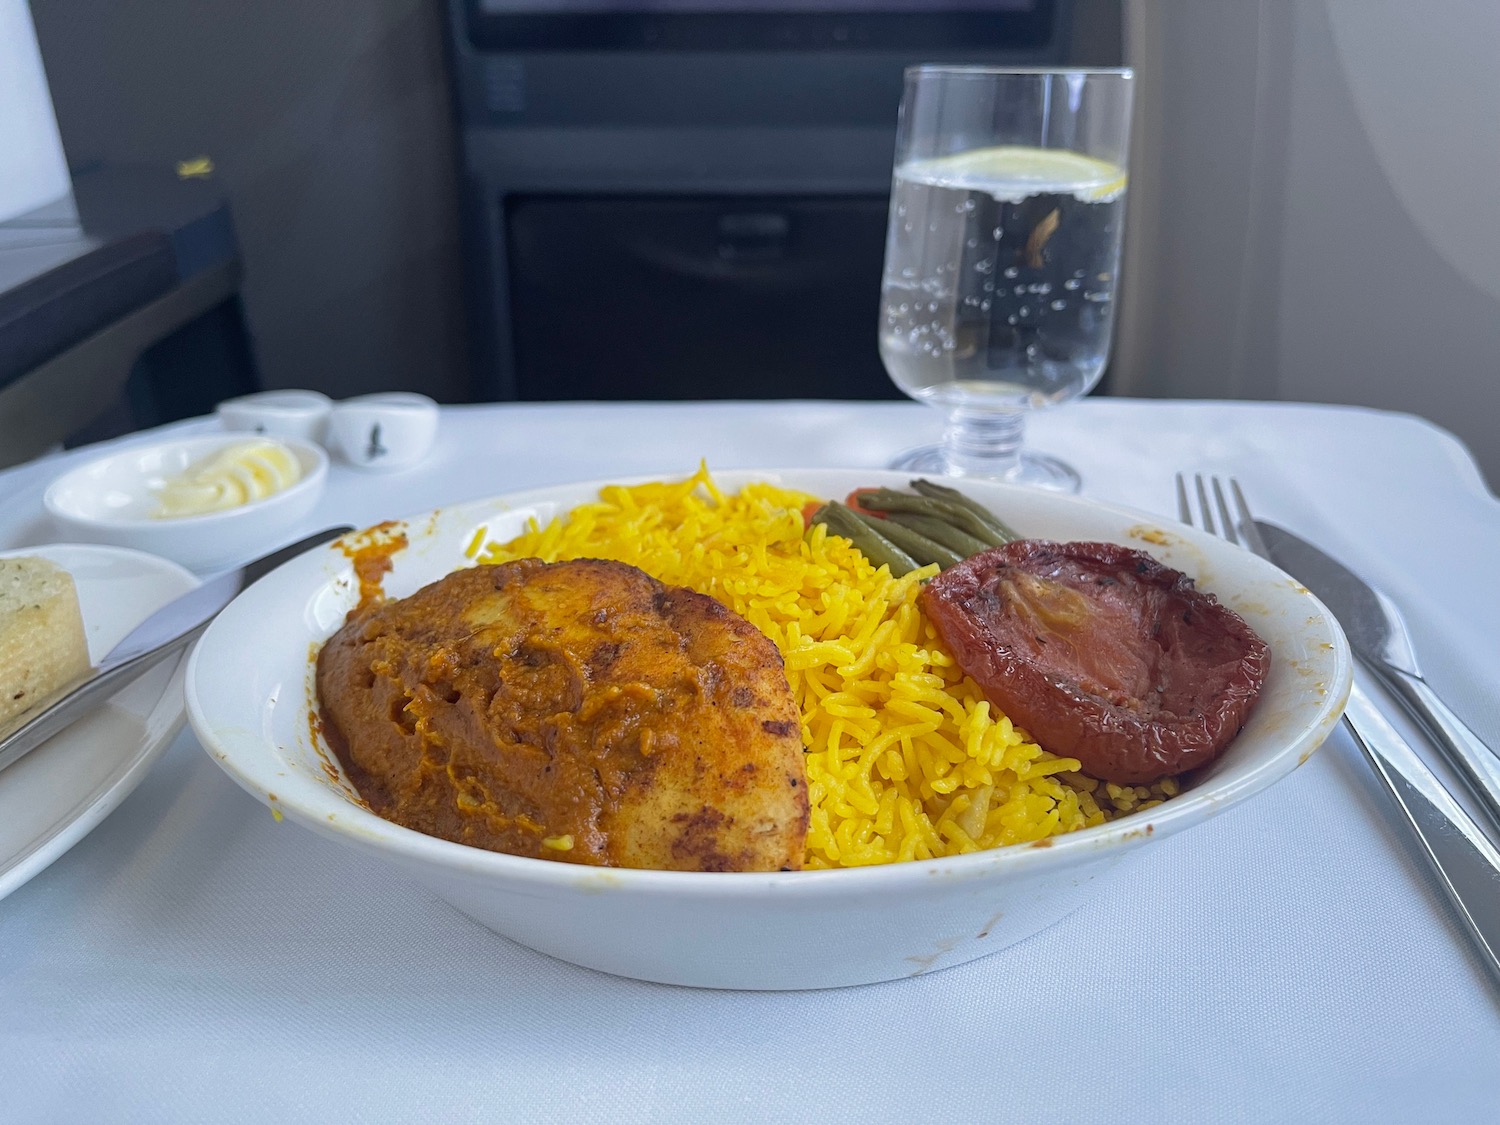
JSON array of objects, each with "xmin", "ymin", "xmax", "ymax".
[{"xmin": 940, "ymin": 407, "xmax": 1025, "ymax": 477}]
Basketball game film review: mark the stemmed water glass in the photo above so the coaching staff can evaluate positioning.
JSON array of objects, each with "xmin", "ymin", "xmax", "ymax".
[{"xmin": 879, "ymin": 66, "xmax": 1134, "ymax": 491}]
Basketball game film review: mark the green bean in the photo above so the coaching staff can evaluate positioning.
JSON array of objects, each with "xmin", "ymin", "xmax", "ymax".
[
  {"xmin": 850, "ymin": 509, "xmax": 962, "ymax": 569},
  {"xmin": 812, "ymin": 502, "xmax": 918, "ymax": 576},
  {"xmin": 855, "ymin": 489, "xmax": 1009, "ymax": 549},
  {"xmin": 885, "ymin": 512, "xmax": 991, "ymax": 559},
  {"xmin": 910, "ymin": 479, "xmax": 1021, "ymax": 543}
]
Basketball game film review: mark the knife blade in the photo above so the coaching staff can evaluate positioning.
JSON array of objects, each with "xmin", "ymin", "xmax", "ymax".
[
  {"xmin": 1256, "ymin": 520, "xmax": 1500, "ymax": 834},
  {"xmin": 0, "ymin": 524, "xmax": 352, "ymax": 775}
]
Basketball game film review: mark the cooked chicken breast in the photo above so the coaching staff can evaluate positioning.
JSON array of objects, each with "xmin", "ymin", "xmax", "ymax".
[{"xmin": 316, "ymin": 558, "xmax": 808, "ymax": 871}]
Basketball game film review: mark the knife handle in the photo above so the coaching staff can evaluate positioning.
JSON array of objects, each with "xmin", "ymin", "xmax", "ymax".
[
  {"xmin": 1376, "ymin": 664, "xmax": 1500, "ymax": 837},
  {"xmin": 1343, "ymin": 678, "xmax": 1500, "ymax": 992}
]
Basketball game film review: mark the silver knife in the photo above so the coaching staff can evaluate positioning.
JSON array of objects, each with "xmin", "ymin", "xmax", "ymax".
[
  {"xmin": 1342, "ymin": 674, "xmax": 1500, "ymax": 989},
  {"xmin": 1221, "ymin": 508, "xmax": 1500, "ymax": 991},
  {"xmin": 1257, "ymin": 520, "xmax": 1500, "ymax": 834},
  {"xmin": 0, "ymin": 525, "xmax": 352, "ymax": 774}
]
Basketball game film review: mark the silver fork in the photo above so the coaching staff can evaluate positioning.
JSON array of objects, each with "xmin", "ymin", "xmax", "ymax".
[{"xmin": 1178, "ymin": 473, "xmax": 1500, "ymax": 991}]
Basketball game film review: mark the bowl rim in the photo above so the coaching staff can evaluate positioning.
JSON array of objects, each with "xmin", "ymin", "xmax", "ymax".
[
  {"xmin": 43, "ymin": 433, "xmax": 329, "ymax": 530},
  {"xmin": 184, "ymin": 468, "xmax": 1353, "ymax": 898}
]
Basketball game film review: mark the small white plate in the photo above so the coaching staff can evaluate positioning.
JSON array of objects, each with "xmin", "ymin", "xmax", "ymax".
[{"xmin": 0, "ymin": 543, "xmax": 198, "ymax": 901}]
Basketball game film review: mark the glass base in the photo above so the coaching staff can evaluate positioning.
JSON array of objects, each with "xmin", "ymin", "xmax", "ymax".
[{"xmin": 888, "ymin": 443, "xmax": 1082, "ymax": 493}]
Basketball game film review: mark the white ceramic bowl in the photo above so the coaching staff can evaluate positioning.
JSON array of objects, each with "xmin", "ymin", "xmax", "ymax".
[
  {"xmin": 43, "ymin": 434, "xmax": 329, "ymax": 573},
  {"xmin": 184, "ymin": 470, "xmax": 1351, "ymax": 990}
]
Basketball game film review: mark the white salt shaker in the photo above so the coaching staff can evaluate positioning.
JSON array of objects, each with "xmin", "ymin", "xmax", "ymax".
[
  {"xmin": 217, "ymin": 389, "xmax": 333, "ymax": 445},
  {"xmin": 327, "ymin": 392, "xmax": 439, "ymax": 471}
]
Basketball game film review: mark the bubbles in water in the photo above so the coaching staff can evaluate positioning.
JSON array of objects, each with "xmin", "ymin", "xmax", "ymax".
[{"xmin": 877, "ymin": 167, "xmax": 1122, "ymax": 397}]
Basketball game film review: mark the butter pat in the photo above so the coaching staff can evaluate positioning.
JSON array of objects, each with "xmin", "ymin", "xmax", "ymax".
[
  {"xmin": 154, "ymin": 439, "xmax": 302, "ymax": 518},
  {"xmin": 0, "ymin": 557, "xmax": 91, "ymax": 728}
]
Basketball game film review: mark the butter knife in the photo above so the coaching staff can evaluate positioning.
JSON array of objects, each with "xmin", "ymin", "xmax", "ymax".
[
  {"xmin": 1257, "ymin": 520, "xmax": 1500, "ymax": 834},
  {"xmin": 0, "ymin": 525, "xmax": 352, "ymax": 775}
]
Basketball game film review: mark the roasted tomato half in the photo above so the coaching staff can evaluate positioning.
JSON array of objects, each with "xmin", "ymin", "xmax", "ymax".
[{"xmin": 918, "ymin": 540, "xmax": 1271, "ymax": 785}]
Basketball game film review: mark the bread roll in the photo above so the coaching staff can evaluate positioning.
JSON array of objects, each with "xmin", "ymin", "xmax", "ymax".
[{"xmin": 0, "ymin": 557, "xmax": 91, "ymax": 728}]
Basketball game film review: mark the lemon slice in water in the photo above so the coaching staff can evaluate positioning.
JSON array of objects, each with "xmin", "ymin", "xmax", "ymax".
[{"xmin": 902, "ymin": 145, "xmax": 1127, "ymax": 202}]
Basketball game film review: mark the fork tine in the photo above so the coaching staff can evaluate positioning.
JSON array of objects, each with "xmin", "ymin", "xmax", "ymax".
[
  {"xmin": 1177, "ymin": 473, "xmax": 1274, "ymax": 561},
  {"xmin": 1193, "ymin": 474, "xmax": 1217, "ymax": 535},
  {"xmin": 1210, "ymin": 478, "xmax": 1240, "ymax": 546},
  {"xmin": 1229, "ymin": 479, "xmax": 1272, "ymax": 559}
]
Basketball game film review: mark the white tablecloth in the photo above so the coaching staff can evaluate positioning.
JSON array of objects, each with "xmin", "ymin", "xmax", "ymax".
[{"xmin": 1, "ymin": 399, "xmax": 1497, "ymax": 1124}]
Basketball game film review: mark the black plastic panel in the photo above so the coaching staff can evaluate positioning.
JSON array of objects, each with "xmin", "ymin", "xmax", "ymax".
[
  {"xmin": 0, "ymin": 232, "xmax": 175, "ymax": 391},
  {"xmin": 506, "ymin": 194, "xmax": 903, "ymax": 400},
  {"xmin": 465, "ymin": 1, "xmax": 1052, "ymax": 51}
]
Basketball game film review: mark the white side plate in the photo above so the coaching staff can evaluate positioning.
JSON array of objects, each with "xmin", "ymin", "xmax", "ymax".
[{"xmin": 0, "ymin": 544, "xmax": 198, "ymax": 901}]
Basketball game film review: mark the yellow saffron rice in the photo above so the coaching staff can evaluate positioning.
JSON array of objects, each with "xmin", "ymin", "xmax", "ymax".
[{"xmin": 473, "ymin": 465, "xmax": 1176, "ymax": 868}]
